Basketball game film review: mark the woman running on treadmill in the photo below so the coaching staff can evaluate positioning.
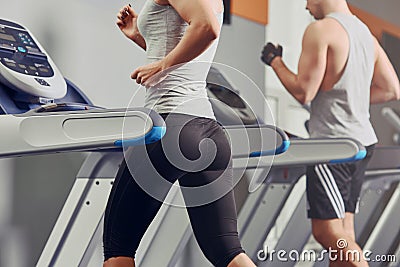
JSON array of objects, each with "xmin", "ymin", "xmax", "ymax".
[{"xmin": 103, "ymin": 1, "xmax": 256, "ymax": 266}]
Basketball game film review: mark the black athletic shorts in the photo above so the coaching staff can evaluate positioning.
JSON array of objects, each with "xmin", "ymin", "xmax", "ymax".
[{"xmin": 306, "ymin": 145, "xmax": 375, "ymax": 219}]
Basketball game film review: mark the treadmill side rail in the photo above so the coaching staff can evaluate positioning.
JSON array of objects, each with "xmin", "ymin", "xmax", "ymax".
[{"xmin": 0, "ymin": 108, "xmax": 166, "ymax": 157}]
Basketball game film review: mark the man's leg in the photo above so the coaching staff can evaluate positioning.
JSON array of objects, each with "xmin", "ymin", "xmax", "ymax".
[
  {"xmin": 343, "ymin": 212, "xmax": 356, "ymax": 241},
  {"xmin": 307, "ymin": 163, "xmax": 368, "ymax": 266},
  {"xmin": 311, "ymin": 218, "xmax": 367, "ymax": 267}
]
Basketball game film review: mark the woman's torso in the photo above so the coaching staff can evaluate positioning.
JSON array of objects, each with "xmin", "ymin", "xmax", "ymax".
[{"xmin": 137, "ymin": 0, "xmax": 223, "ymax": 119}]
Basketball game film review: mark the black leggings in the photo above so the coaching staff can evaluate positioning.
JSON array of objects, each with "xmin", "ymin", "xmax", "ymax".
[{"xmin": 103, "ymin": 113, "xmax": 244, "ymax": 267}]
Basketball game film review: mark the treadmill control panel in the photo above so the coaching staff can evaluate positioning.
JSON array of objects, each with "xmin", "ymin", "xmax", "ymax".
[
  {"xmin": 0, "ymin": 19, "xmax": 66, "ymax": 99},
  {"xmin": 0, "ymin": 26, "xmax": 54, "ymax": 77}
]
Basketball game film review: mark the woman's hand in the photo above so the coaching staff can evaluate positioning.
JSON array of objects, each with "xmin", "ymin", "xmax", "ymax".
[
  {"xmin": 131, "ymin": 60, "xmax": 169, "ymax": 87},
  {"xmin": 116, "ymin": 4, "xmax": 140, "ymax": 41}
]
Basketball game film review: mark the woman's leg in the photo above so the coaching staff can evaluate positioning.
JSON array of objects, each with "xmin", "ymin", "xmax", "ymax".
[
  {"xmin": 103, "ymin": 127, "xmax": 186, "ymax": 265},
  {"xmin": 103, "ymin": 152, "xmax": 165, "ymax": 265},
  {"xmin": 177, "ymin": 117, "xmax": 256, "ymax": 267},
  {"xmin": 104, "ymin": 256, "xmax": 135, "ymax": 267},
  {"xmin": 180, "ymin": 170, "xmax": 255, "ymax": 267},
  {"xmin": 227, "ymin": 254, "xmax": 257, "ymax": 267},
  {"xmin": 103, "ymin": 113, "xmax": 196, "ymax": 265}
]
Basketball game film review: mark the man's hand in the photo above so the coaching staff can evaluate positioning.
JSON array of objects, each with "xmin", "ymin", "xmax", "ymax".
[{"xmin": 261, "ymin": 42, "xmax": 283, "ymax": 66}]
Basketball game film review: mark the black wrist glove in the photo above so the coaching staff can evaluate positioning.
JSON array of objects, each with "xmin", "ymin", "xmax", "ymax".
[{"xmin": 261, "ymin": 42, "xmax": 283, "ymax": 66}]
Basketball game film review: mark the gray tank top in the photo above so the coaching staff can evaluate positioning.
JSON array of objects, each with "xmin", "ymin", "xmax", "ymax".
[
  {"xmin": 137, "ymin": 0, "xmax": 223, "ymax": 119},
  {"xmin": 308, "ymin": 12, "xmax": 378, "ymax": 146}
]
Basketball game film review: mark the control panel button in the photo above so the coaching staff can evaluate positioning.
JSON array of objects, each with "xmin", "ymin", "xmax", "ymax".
[
  {"xmin": 38, "ymin": 67, "xmax": 48, "ymax": 72},
  {"xmin": 0, "ymin": 43, "xmax": 16, "ymax": 52},
  {"xmin": 17, "ymin": 46, "xmax": 27, "ymax": 53},
  {"xmin": 5, "ymin": 61, "xmax": 16, "ymax": 68},
  {"xmin": 3, "ymin": 58, "xmax": 16, "ymax": 64},
  {"xmin": 26, "ymin": 46, "xmax": 39, "ymax": 53},
  {"xmin": 27, "ymin": 50, "xmax": 47, "ymax": 59}
]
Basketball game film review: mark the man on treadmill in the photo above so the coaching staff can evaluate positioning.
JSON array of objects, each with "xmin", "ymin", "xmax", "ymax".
[{"xmin": 261, "ymin": 0, "xmax": 399, "ymax": 266}]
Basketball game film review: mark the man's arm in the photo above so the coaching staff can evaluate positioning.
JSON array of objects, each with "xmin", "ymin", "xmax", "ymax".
[
  {"xmin": 270, "ymin": 22, "xmax": 328, "ymax": 104},
  {"xmin": 370, "ymin": 37, "xmax": 400, "ymax": 104}
]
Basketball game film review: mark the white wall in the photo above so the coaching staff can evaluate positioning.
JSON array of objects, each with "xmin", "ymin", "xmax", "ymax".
[{"xmin": 264, "ymin": 0, "xmax": 312, "ymax": 137}]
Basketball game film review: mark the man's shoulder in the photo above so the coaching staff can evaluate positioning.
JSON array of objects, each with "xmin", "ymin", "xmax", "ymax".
[
  {"xmin": 304, "ymin": 18, "xmax": 345, "ymax": 41},
  {"xmin": 303, "ymin": 20, "xmax": 329, "ymax": 41},
  {"xmin": 306, "ymin": 18, "xmax": 338, "ymax": 32}
]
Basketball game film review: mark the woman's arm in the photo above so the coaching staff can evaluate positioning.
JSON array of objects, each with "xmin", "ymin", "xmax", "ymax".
[
  {"xmin": 131, "ymin": 0, "xmax": 222, "ymax": 86},
  {"xmin": 161, "ymin": 0, "xmax": 221, "ymax": 68},
  {"xmin": 116, "ymin": 4, "xmax": 146, "ymax": 50}
]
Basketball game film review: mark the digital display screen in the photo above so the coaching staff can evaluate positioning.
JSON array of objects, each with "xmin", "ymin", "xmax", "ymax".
[{"xmin": 0, "ymin": 32, "xmax": 16, "ymax": 42}]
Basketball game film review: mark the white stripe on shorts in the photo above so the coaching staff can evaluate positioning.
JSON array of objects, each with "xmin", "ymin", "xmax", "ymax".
[
  {"xmin": 314, "ymin": 164, "xmax": 344, "ymax": 218},
  {"xmin": 322, "ymin": 164, "xmax": 346, "ymax": 215}
]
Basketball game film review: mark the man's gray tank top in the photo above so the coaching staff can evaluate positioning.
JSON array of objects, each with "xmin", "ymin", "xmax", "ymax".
[
  {"xmin": 308, "ymin": 12, "xmax": 378, "ymax": 146},
  {"xmin": 137, "ymin": 0, "xmax": 223, "ymax": 119}
]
